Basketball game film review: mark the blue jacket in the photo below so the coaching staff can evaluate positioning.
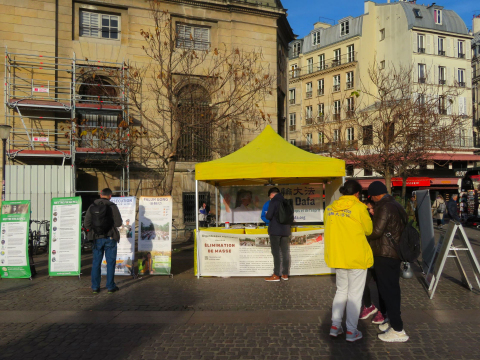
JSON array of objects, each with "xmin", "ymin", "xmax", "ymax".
[
  {"xmin": 261, "ymin": 201, "xmax": 270, "ymax": 224},
  {"xmin": 266, "ymin": 193, "xmax": 292, "ymax": 237}
]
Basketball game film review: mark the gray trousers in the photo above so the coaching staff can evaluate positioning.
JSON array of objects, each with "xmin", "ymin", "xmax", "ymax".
[{"xmin": 270, "ymin": 235, "xmax": 290, "ymax": 276}]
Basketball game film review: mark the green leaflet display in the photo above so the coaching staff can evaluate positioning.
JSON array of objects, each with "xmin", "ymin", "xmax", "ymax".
[
  {"xmin": 0, "ymin": 200, "xmax": 31, "ymax": 279},
  {"xmin": 48, "ymin": 197, "xmax": 82, "ymax": 276}
]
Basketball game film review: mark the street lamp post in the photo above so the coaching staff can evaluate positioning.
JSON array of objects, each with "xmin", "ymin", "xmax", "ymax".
[{"xmin": 0, "ymin": 125, "xmax": 12, "ymax": 201}]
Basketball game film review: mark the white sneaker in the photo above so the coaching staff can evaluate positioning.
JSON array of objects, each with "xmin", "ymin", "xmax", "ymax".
[
  {"xmin": 378, "ymin": 327, "xmax": 409, "ymax": 342},
  {"xmin": 379, "ymin": 321, "xmax": 390, "ymax": 332}
]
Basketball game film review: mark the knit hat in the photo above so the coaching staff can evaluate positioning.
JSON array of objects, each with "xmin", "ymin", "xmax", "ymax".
[{"xmin": 368, "ymin": 181, "xmax": 388, "ymax": 196}]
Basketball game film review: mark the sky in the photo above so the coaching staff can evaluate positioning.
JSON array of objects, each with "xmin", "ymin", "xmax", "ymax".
[{"xmin": 281, "ymin": 0, "xmax": 480, "ymax": 39}]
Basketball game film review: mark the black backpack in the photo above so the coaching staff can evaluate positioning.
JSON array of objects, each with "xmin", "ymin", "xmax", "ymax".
[
  {"xmin": 277, "ymin": 199, "xmax": 294, "ymax": 225},
  {"xmin": 387, "ymin": 218, "xmax": 421, "ymax": 263},
  {"xmin": 89, "ymin": 202, "xmax": 113, "ymax": 236}
]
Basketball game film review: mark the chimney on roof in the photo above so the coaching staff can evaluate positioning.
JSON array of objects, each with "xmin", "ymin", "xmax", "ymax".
[{"xmin": 474, "ymin": 15, "xmax": 480, "ymax": 34}]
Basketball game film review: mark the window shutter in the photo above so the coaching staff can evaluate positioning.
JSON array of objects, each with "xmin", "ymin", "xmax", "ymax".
[
  {"xmin": 467, "ymin": 68, "xmax": 472, "ymax": 88},
  {"xmin": 447, "ymin": 67, "xmax": 451, "ymax": 86},
  {"xmin": 467, "ymin": 46, "xmax": 472, "ymax": 60},
  {"xmin": 459, "ymin": 96, "xmax": 466, "ymax": 115},
  {"xmin": 80, "ymin": 11, "xmax": 90, "ymax": 36},
  {"xmin": 454, "ymin": 67, "xmax": 458, "ymax": 85},
  {"xmin": 194, "ymin": 27, "xmax": 209, "ymax": 50},
  {"xmin": 412, "ymin": 64, "xmax": 417, "ymax": 82},
  {"xmin": 90, "ymin": 13, "xmax": 99, "ymax": 37},
  {"xmin": 434, "ymin": 66, "xmax": 438, "ymax": 85},
  {"xmin": 453, "ymin": 40, "xmax": 458, "ymax": 57},
  {"xmin": 447, "ymin": 38, "xmax": 451, "ymax": 57},
  {"xmin": 426, "ymin": 35, "xmax": 432, "ymax": 54},
  {"xmin": 447, "ymin": 95, "xmax": 452, "ymax": 115},
  {"xmin": 433, "ymin": 35, "xmax": 438, "ymax": 54},
  {"xmin": 413, "ymin": 33, "xmax": 417, "ymax": 53}
]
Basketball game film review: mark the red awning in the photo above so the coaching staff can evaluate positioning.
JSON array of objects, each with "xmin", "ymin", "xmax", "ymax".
[
  {"xmin": 391, "ymin": 177, "xmax": 431, "ymax": 187},
  {"xmin": 430, "ymin": 154, "xmax": 480, "ymax": 161},
  {"xmin": 430, "ymin": 178, "xmax": 461, "ymax": 186}
]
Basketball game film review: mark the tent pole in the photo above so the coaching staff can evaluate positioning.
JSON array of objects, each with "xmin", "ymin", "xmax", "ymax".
[
  {"xmin": 215, "ymin": 187, "xmax": 218, "ymax": 227},
  {"xmin": 195, "ymin": 180, "xmax": 200, "ymax": 279}
]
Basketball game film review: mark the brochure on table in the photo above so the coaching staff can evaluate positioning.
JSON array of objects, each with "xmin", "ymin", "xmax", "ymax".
[
  {"xmin": 0, "ymin": 200, "xmax": 31, "ymax": 279},
  {"xmin": 48, "ymin": 197, "xmax": 82, "ymax": 276},
  {"xmin": 101, "ymin": 196, "xmax": 136, "ymax": 276},
  {"xmin": 138, "ymin": 196, "xmax": 172, "ymax": 275}
]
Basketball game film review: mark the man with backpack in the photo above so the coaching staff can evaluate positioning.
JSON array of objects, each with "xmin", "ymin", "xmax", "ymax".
[
  {"xmin": 265, "ymin": 187, "xmax": 293, "ymax": 282},
  {"xmin": 85, "ymin": 188, "xmax": 123, "ymax": 294},
  {"xmin": 367, "ymin": 181, "xmax": 409, "ymax": 343}
]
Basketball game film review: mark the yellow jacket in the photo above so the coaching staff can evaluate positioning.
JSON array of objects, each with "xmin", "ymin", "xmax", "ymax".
[{"xmin": 324, "ymin": 195, "xmax": 374, "ymax": 269}]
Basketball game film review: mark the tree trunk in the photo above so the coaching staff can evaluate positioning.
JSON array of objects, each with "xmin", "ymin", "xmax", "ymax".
[
  {"xmin": 385, "ymin": 171, "xmax": 392, "ymax": 195},
  {"xmin": 164, "ymin": 120, "xmax": 182, "ymax": 196},
  {"xmin": 401, "ymin": 173, "xmax": 408, "ymax": 207},
  {"xmin": 164, "ymin": 159, "xmax": 177, "ymax": 196}
]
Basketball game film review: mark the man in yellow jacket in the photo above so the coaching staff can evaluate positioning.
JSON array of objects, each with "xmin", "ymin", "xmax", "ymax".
[{"xmin": 324, "ymin": 180, "xmax": 373, "ymax": 342}]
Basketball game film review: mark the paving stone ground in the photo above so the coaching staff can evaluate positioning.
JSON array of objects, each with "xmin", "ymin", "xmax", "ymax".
[{"xmin": 1, "ymin": 226, "xmax": 480, "ymax": 359}]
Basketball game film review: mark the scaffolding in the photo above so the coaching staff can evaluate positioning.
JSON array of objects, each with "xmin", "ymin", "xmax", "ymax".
[{"xmin": 4, "ymin": 48, "xmax": 130, "ymax": 196}]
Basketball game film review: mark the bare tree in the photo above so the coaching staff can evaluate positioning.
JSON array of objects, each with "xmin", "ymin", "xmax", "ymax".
[
  {"xmin": 121, "ymin": 1, "xmax": 275, "ymax": 195},
  {"xmin": 306, "ymin": 63, "xmax": 468, "ymax": 200}
]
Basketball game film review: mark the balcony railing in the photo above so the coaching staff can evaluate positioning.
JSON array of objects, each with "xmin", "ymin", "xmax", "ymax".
[
  {"xmin": 333, "ymin": 113, "xmax": 341, "ymax": 121},
  {"xmin": 418, "ymin": 47, "xmax": 426, "ymax": 53},
  {"xmin": 346, "ymin": 110, "xmax": 355, "ymax": 118},
  {"xmin": 346, "ymin": 81, "xmax": 354, "ymax": 89},
  {"xmin": 306, "ymin": 91, "xmax": 312, "ymax": 98},
  {"xmin": 418, "ymin": 77, "xmax": 426, "ymax": 84},
  {"xmin": 439, "ymin": 79, "xmax": 446, "ymax": 85},
  {"xmin": 458, "ymin": 82, "xmax": 466, "ymax": 88},
  {"xmin": 333, "ymin": 85, "xmax": 340, "ymax": 92},
  {"xmin": 317, "ymin": 89, "xmax": 324, "ymax": 96},
  {"xmin": 289, "ymin": 99, "xmax": 296, "ymax": 105},
  {"xmin": 458, "ymin": 53, "xmax": 465, "ymax": 59},
  {"xmin": 438, "ymin": 50, "xmax": 446, "ymax": 56},
  {"xmin": 439, "ymin": 108, "xmax": 447, "ymax": 115},
  {"xmin": 289, "ymin": 52, "xmax": 357, "ymax": 79},
  {"xmin": 305, "ymin": 118, "xmax": 313, "ymax": 125},
  {"xmin": 289, "ymin": 124, "xmax": 296, "ymax": 132},
  {"xmin": 317, "ymin": 115, "xmax": 325, "ymax": 122}
]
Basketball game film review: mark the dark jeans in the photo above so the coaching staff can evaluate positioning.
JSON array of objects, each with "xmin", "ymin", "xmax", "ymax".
[
  {"xmin": 270, "ymin": 235, "xmax": 290, "ymax": 276},
  {"xmin": 374, "ymin": 256, "xmax": 403, "ymax": 331},
  {"xmin": 362, "ymin": 268, "xmax": 377, "ymax": 307},
  {"xmin": 91, "ymin": 237, "xmax": 117, "ymax": 291}
]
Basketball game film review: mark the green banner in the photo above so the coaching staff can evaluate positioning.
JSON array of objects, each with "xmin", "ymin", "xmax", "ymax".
[
  {"xmin": 0, "ymin": 200, "xmax": 31, "ymax": 279},
  {"xmin": 48, "ymin": 197, "xmax": 82, "ymax": 276}
]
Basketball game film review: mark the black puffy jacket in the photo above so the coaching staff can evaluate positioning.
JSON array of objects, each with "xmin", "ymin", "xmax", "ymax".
[
  {"xmin": 266, "ymin": 193, "xmax": 292, "ymax": 237},
  {"xmin": 367, "ymin": 195, "xmax": 407, "ymax": 259}
]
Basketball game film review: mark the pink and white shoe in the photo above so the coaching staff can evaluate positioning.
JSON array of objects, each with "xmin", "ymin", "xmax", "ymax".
[
  {"xmin": 359, "ymin": 305, "xmax": 378, "ymax": 320},
  {"xmin": 371, "ymin": 311, "xmax": 385, "ymax": 325}
]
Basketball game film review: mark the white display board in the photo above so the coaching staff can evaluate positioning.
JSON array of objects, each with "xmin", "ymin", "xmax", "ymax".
[{"xmin": 197, "ymin": 229, "xmax": 333, "ymax": 277}]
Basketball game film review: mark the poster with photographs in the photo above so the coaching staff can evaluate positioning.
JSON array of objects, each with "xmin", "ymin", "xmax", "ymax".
[
  {"xmin": 48, "ymin": 197, "xmax": 82, "ymax": 276},
  {"xmin": 101, "ymin": 196, "xmax": 136, "ymax": 276},
  {"xmin": 0, "ymin": 200, "xmax": 31, "ymax": 279},
  {"xmin": 219, "ymin": 185, "xmax": 323, "ymax": 224},
  {"xmin": 198, "ymin": 229, "xmax": 331, "ymax": 277},
  {"xmin": 138, "ymin": 196, "xmax": 172, "ymax": 275}
]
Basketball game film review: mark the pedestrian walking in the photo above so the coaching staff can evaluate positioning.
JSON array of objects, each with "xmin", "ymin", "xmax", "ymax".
[
  {"xmin": 85, "ymin": 188, "xmax": 123, "ymax": 294},
  {"xmin": 324, "ymin": 180, "xmax": 373, "ymax": 342},
  {"xmin": 447, "ymin": 194, "xmax": 460, "ymax": 222},
  {"xmin": 367, "ymin": 181, "xmax": 409, "ymax": 342},
  {"xmin": 432, "ymin": 194, "xmax": 446, "ymax": 228},
  {"xmin": 265, "ymin": 187, "xmax": 291, "ymax": 282},
  {"xmin": 360, "ymin": 199, "xmax": 385, "ymax": 325}
]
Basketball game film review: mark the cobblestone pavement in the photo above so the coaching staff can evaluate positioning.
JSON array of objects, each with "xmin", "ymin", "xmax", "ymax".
[{"xmin": 1, "ymin": 226, "xmax": 480, "ymax": 359}]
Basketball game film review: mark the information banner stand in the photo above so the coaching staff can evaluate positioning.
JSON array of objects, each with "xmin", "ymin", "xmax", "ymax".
[
  {"xmin": 101, "ymin": 196, "xmax": 136, "ymax": 278},
  {"xmin": 426, "ymin": 221, "xmax": 480, "ymax": 299},
  {"xmin": 138, "ymin": 196, "xmax": 172, "ymax": 276},
  {"xmin": 0, "ymin": 200, "xmax": 32, "ymax": 279},
  {"xmin": 48, "ymin": 197, "xmax": 82, "ymax": 277}
]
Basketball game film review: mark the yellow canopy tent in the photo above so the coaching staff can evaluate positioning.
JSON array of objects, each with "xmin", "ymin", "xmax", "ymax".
[{"xmin": 195, "ymin": 125, "xmax": 345, "ymax": 186}]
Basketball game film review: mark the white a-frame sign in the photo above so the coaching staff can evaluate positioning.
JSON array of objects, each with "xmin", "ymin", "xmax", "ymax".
[{"xmin": 425, "ymin": 221, "xmax": 480, "ymax": 299}]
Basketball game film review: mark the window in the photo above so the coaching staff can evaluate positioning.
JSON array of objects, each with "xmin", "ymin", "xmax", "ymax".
[
  {"xmin": 318, "ymin": 54, "xmax": 325, "ymax": 70},
  {"xmin": 347, "ymin": 45, "xmax": 355, "ymax": 62},
  {"xmin": 380, "ymin": 28, "xmax": 385, "ymax": 41},
  {"xmin": 438, "ymin": 37, "xmax": 445, "ymax": 55},
  {"xmin": 458, "ymin": 40, "xmax": 465, "ymax": 58},
  {"xmin": 291, "ymin": 64, "xmax": 298, "ymax": 78},
  {"xmin": 364, "ymin": 167, "xmax": 373, "ymax": 176},
  {"xmin": 380, "ymin": 60, "xmax": 385, "ymax": 70},
  {"xmin": 439, "ymin": 66, "xmax": 446, "ymax": 85},
  {"xmin": 333, "ymin": 100, "xmax": 341, "ymax": 120},
  {"xmin": 333, "ymin": 75, "xmax": 341, "ymax": 92},
  {"xmin": 313, "ymin": 31, "xmax": 321, "ymax": 46},
  {"xmin": 289, "ymin": 89, "xmax": 296, "ymax": 104},
  {"xmin": 80, "ymin": 11, "xmax": 120, "ymax": 39},
  {"xmin": 340, "ymin": 20, "xmax": 350, "ymax": 36},
  {"xmin": 346, "ymin": 71, "xmax": 354, "ymax": 89},
  {"xmin": 289, "ymin": 139, "xmax": 296, "ymax": 145},
  {"xmin": 346, "ymin": 165, "xmax": 354, "ymax": 177},
  {"xmin": 306, "ymin": 82, "xmax": 313, "ymax": 98},
  {"xmin": 417, "ymin": 94, "xmax": 426, "ymax": 107},
  {"xmin": 307, "ymin": 58, "xmax": 314, "ymax": 74},
  {"xmin": 333, "ymin": 49, "xmax": 341, "ymax": 66},
  {"xmin": 362, "ymin": 125, "xmax": 373, "ymax": 145},
  {"xmin": 346, "ymin": 127, "xmax": 354, "ymax": 141},
  {"xmin": 417, "ymin": 34, "xmax": 425, "ymax": 53},
  {"xmin": 289, "ymin": 113, "xmax": 296, "ymax": 131},
  {"xmin": 292, "ymin": 42, "xmax": 301, "ymax": 57},
  {"xmin": 413, "ymin": 9, "xmax": 422, "ymax": 18},
  {"xmin": 318, "ymin": 103, "xmax": 325, "ymax": 120},
  {"xmin": 176, "ymin": 23, "xmax": 210, "ymax": 50},
  {"xmin": 458, "ymin": 69, "xmax": 465, "ymax": 87},
  {"xmin": 434, "ymin": 9, "xmax": 442, "ymax": 25},
  {"xmin": 306, "ymin": 133, "xmax": 313, "ymax": 145},
  {"xmin": 306, "ymin": 106, "xmax": 313, "ymax": 124},
  {"xmin": 317, "ymin": 79, "xmax": 324, "ymax": 96},
  {"xmin": 346, "ymin": 97, "xmax": 354, "ymax": 116},
  {"xmin": 439, "ymin": 95, "xmax": 447, "ymax": 115},
  {"xmin": 418, "ymin": 63, "xmax": 426, "ymax": 83},
  {"xmin": 318, "ymin": 132, "xmax": 324, "ymax": 144},
  {"xmin": 333, "ymin": 129, "xmax": 340, "ymax": 142}
]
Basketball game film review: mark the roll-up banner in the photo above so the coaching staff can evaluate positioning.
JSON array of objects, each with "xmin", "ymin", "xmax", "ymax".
[
  {"xmin": 48, "ymin": 197, "xmax": 82, "ymax": 277},
  {"xmin": 197, "ymin": 229, "xmax": 332, "ymax": 277},
  {"xmin": 0, "ymin": 200, "xmax": 31, "ymax": 279},
  {"xmin": 138, "ymin": 196, "xmax": 172, "ymax": 275},
  {"xmin": 101, "ymin": 196, "xmax": 136, "ymax": 276}
]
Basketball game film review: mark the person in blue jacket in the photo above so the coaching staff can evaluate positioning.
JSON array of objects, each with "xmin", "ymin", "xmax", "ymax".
[{"xmin": 261, "ymin": 200, "xmax": 270, "ymax": 225}]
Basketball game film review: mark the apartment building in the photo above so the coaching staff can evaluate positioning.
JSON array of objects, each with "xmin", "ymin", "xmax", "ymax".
[
  {"xmin": 0, "ymin": 0, "xmax": 294, "ymax": 225},
  {"xmin": 288, "ymin": 0, "xmax": 476, "ymax": 193},
  {"xmin": 473, "ymin": 16, "xmax": 480, "ymax": 134}
]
